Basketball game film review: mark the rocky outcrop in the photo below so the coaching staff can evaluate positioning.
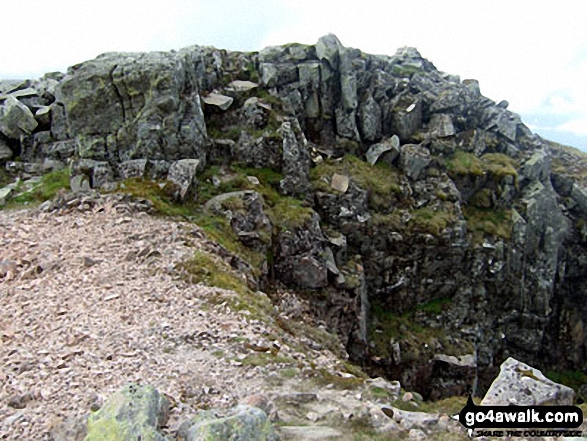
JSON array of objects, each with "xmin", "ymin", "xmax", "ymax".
[{"xmin": 2, "ymin": 34, "xmax": 587, "ymax": 400}]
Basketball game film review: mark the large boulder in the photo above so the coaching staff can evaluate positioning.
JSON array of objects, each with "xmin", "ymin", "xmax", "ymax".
[
  {"xmin": 166, "ymin": 159, "xmax": 200, "ymax": 201},
  {"xmin": 55, "ymin": 50, "xmax": 207, "ymax": 162},
  {"xmin": 481, "ymin": 357, "xmax": 574, "ymax": 406},
  {"xmin": 0, "ymin": 95, "xmax": 38, "ymax": 139},
  {"xmin": 84, "ymin": 384, "xmax": 169, "ymax": 441},
  {"xmin": 316, "ymin": 34, "xmax": 343, "ymax": 69}
]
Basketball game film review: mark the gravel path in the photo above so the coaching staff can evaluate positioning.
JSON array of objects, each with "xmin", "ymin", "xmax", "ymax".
[{"xmin": 0, "ymin": 196, "xmax": 327, "ymax": 440}]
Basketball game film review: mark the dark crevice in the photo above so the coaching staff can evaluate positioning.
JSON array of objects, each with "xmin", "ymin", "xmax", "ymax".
[{"xmin": 109, "ymin": 64, "xmax": 126, "ymax": 123}]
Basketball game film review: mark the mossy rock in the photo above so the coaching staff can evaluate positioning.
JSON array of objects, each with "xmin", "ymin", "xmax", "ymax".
[{"xmin": 85, "ymin": 384, "xmax": 168, "ymax": 441}]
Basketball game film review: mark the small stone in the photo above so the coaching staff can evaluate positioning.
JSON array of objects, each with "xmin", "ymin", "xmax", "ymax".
[
  {"xmin": 202, "ymin": 93, "xmax": 234, "ymax": 111},
  {"xmin": 247, "ymin": 176, "xmax": 260, "ymax": 186},
  {"xmin": 402, "ymin": 392, "xmax": 414, "ymax": 402},
  {"xmin": 82, "ymin": 256, "xmax": 100, "ymax": 267},
  {"xmin": 330, "ymin": 173, "xmax": 349, "ymax": 193}
]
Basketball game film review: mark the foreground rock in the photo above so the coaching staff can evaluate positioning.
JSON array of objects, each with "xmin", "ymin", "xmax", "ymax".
[
  {"xmin": 85, "ymin": 384, "xmax": 169, "ymax": 441},
  {"xmin": 481, "ymin": 357, "xmax": 575, "ymax": 406}
]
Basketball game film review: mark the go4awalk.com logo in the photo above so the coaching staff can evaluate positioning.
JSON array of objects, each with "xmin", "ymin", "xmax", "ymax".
[{"xmin": 454, "ymin": 396, "xmax": 584, "ymax": 438}]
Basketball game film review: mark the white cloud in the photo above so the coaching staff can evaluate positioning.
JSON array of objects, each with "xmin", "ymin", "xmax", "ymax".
[{"xmin": 555, "ymin": 119, "xmax": 587, "ymax": 137}]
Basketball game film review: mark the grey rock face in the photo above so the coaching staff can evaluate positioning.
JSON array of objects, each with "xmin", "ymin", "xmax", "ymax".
[
  {"xmin": 316, "ymin": 34, "xmax": 343, "ymax": 69},
  {"xmin": 0, "ymin": 138, "xmax": 13, "ymax": 161},
  {"xmin": 274, "ymin": 211, "xmax": 328, "ymax": 289},
  {"xmin": 399, "ymin": 144, "xmax": 431, "ymax": 180},
  {"xmin": 84, "ymin": 383, "xmax": 169, "ymax": 441},
  {"xmin": 71, "ymin": 159, "xmax": 114, "ymax": 190},
  {"xmin": 481, "ymin": 358, "xmax": 574, "ymax": 406},
  {"xmin": 390, "ymin": 95, "xmax": 422, "ymax": 142},
  {"xmin": 117, "ymin": 159, "xmax": 148, "ymax": 180},
  {"xmin": 429, "ymin": 114, "xmax": 455, "ymax": 138},
  {"xmin": 55, "ymin": 50, "xmax": 207, "ymax": 162},
  {"xmin": 279, "ymin": 120, "xmax": 311, "ymax": 198},
  {"xmin": 0, "ymin": 95, "xmax": 38, "ymax": 139}
]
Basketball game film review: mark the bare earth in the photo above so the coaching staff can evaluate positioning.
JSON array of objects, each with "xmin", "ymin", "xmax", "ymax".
[{"xmin": 0, "ymin": 196, "xmax": 340, "ymax": 440}]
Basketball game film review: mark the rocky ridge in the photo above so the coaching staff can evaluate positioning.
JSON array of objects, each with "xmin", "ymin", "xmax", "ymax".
[{"xmin": 1, "ymin": 34, "xmax": 587, "ymax": 407}]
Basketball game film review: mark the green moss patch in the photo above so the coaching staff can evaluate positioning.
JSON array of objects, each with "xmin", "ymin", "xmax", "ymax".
[
  {"xmin": 268, "ymin": 197, "xmax": 314, "ymax": 231},
  {"xmin": 115, "ymin": 177, "xmax": 198, "ymax": 218},
  {"xmin": 409, "ymin": 208, "xmax": 456, "ymax": 236},
  {"xmin": 3, "ymin": 168, "xmax": 71, "ymax": 209},
  {"xmin": 446, "ymin": 151, "xmax": 518, "ymax": 183},
  {"xmin": 481, "ymin": 153, "xmax": 518, "ymax": 181},
  {"xmin": 310, "ymin": 154, "xmax": 400, "ymax": 210},
  {"xmin": 545, "ymin": 370, "xmax": 587, "ymax": 393},
  {"xmin": 445, "ymin": 151, "xmax": 484, "ymax": 177},
  {"xmin": 464, "ymin": 206, "xmax": 513, "ymax": 241}
]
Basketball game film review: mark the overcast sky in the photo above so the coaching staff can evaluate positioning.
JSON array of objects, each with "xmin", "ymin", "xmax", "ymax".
[{"xmin": 2, "ymin": 0, "xmax": 586, "ymax": 151}]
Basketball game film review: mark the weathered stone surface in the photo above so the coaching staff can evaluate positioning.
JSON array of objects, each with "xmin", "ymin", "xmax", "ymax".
[
  {"xmin": 181, "ymin": 405, "xmax": 277, "ymax": 441},
  {"xmin": 55, "ymin": 50, "xmax": 207, "ymax": 161},
  {"xmin": 0, "ymin": 187, "xmax": 12, "ymax": 205},
  {"xmin": 0, "ymin": 138, "xmax": 13, "ymax": 161},
  {"xmin": 522, "ymin": 149, "xmax": 550, "ymax": 183},
  {"xmin": 391, "ymin": 96, "xmax": 422, "ymax": 142},
  {"xmin": 429, "ymin": 114, "xmax": 455, "ymax": 137},
  {"xmin": 335, "ymin": 107, "xmax": 360, "ymax": 140},
  {"xmin": 202, "ymin": 93, "xmax": 234, "ymax": 111},
  {"xmin": 316, "ymin": 34, "xmax": 342, "ymax": 69},
  {"xmin": 70, "ymin": 174, "xmax": 91, "ymax": 193},
  {"xmin": 84, "ymin": 383, "xmax": 169, "ymax": 441},
  {"xmin": 481, "ymin": 357, "xmax": 574, "ymax": 406},
  {"xmin": 399, "ymin": 144, "xmax": 431, "ymax": 180},
  {"xmin": 0, "ymin": 95, "xmax": 38, "ymax": 139},
  {"xmin": 279, "ymin": 425, "xmax": 342, "ymax": 440},
  {"xmin": 279, "ymin": 120, "xmax": 311, "ymax": 198},
  {"xmin": 227, "ymin": 80, "xmax": 258, "ymax": 93},
  {"xmin": 330, "ymin": 173, "xmax": 349, "ymax": 193},
  {"xmin": 366, "ymin": 135, "xmax": 400, "ymax": 165},
  {"xmin": 274, "ymin": 211, "xmax": 328, "ymax": 289},
  {"xmin": 358, "ymin": 94, "xmax": 382, "ymax": 141},
  {"xmin": 117, "ymin": 159, "xmax": 148, "ymax": 179},
  {"xmin": 166, "ymin": 159, "xmax": 200, "ymax": 201},
  {"xmin": 71, "ymin": 159, "xmax": 114, "ymax": 190}
]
